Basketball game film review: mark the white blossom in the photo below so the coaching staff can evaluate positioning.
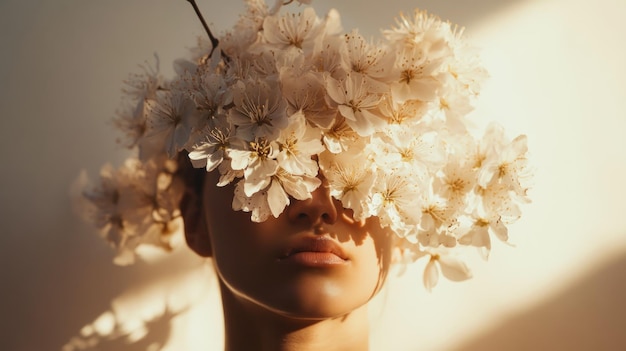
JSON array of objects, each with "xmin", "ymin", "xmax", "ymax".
[
  {"xmin": 275, "ymin": 111, "xmax": 324, "ymax": 176},
  {"xmin": 369, "ymin": 170, "xmax": 422, "ymax": 237},
  {"xmin": 458, "ymin": 210, "xmax": 508, "ymax": 259},
  {"xmin": 230, "ymin": 79, "xmax": 288, "ymax": 141},
  {"xmin": 145, "ymin": 88, "xmax": 198, "ymax": 158},
  {"xmin": 229, "ymin": 137, "xmax": 279, "ymax": 197},
  {"xmin": 340, "ymin": 30, "xmax": 393, "ymax": 80},
  {"xmin": 188, "ymin": 122, "xmax": 244, "ymax": 172},
  {"xmin": 280, "ymin": 60, "xmax": 336, "ymax": 128},
  {"xmin": 389, "ymin": 46, "xmax": 444, "ymax": 102},
  {"xmin": 318, "ymin": 147, "xmax": 375, "ymax": 221},
  {"xmin": 262, "ymin": 7, "xmax": 323, "ymax": 54},
  {"xmin": 325, "ymin": 73, "xmax": 389, "ymax": 136},
  {"xmin": 423, "ymin": 252, "xmax": 472, "ymax": 291},
  {"xmin": 113, "ymin": 60, "xmax": 162, "ymax": 149}
]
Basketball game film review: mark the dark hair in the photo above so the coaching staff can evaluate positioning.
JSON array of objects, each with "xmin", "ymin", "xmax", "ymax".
[{"xmin": 176, "ymin": 151, "xmax": 205, "ymax": 196}]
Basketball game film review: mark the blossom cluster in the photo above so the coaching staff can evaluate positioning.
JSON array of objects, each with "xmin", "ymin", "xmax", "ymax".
[{"xmin": 80, "ymin": 0, "xmax": 532, "ymax": 289}]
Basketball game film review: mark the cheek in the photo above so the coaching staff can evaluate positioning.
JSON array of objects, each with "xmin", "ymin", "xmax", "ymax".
[
  {"xmin": 203, "ymin": 201, "xmax": 281, "ymax": 294},
  {"xmin": 201, "ymin": 181, "xmax": 276, "ymax": 295},
  {"xmin": 343, "ymin": 233, "xmax": 391, "ymax": 300}
]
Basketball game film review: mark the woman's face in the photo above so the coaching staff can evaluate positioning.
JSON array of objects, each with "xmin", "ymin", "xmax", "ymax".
[{"xmin": 200, "ymin": 171, "xmax": 395, "ymax": 320}]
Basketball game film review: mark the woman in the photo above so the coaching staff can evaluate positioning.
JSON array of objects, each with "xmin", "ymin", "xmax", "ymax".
[{"xmin": 79, "ymin": 0, "xmax": 531, "ymax": 349}]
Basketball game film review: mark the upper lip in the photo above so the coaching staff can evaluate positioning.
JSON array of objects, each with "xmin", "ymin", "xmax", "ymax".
[{"xmin": 279, "ymin": 236, "xmax": 348, "ymax": 260}]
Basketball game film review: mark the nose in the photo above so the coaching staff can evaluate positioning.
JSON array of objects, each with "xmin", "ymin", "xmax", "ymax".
[{"xmin": 286, "ymin": 180, "xmax": 339, "ymax": 225}]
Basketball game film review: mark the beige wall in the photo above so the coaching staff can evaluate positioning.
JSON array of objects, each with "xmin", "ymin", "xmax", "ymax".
[{"xmin": 1, "ymin": 0, "xmax": 625, "ymax": 350}]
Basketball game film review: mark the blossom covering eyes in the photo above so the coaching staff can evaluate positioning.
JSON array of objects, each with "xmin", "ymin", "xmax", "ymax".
[{"xmin": 79, "ymin": 0, "xmax": 532, "ymax": 290}]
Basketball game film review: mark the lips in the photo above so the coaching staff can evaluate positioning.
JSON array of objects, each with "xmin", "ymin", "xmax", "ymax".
[{"xmin": 278, "ymin": 236, "xmax": 348, "ymax": 267}]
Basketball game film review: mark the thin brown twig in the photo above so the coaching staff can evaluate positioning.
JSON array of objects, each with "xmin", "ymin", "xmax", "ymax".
[{"xmin": 186, "ymin": 0, "xmax": 219, "ymax": 54}]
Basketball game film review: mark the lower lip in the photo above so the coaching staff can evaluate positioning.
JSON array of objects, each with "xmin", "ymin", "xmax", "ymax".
[{"xmin": 279, "ymin": 252, "xmax": 347, "ymax": 267}]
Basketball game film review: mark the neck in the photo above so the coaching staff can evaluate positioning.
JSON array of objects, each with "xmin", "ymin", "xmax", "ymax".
[{"xmin": 218, "ymin": 282, "xmax": 370, "ymax": 351}]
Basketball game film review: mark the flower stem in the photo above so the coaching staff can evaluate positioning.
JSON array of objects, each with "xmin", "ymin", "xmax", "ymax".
[{"xmin": 185, "ymin": 0, "xmax": 219, "ymax": 54}]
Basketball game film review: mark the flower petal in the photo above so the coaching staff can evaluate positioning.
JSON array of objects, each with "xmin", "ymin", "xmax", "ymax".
[
  {"xmin": 267, "ymin": 180, "xmax": 289, "ymax": 218},
  {"xmin": 423, "ymin": 257, "xmax": 439, "ymax": 292},
  {"xmin": 438, "ymin": 255, "xmax": 472, "ymax": 282}
]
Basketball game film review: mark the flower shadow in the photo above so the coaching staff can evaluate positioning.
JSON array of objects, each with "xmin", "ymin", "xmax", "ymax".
[{"xmin": 62, "ymin": 305, "xmax": 184, "ymax": 351}]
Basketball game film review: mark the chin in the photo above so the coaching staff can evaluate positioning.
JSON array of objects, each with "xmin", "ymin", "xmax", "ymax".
[{"xmin": 251, "ymin": 275, "xmax": 375, "ymax": 320}]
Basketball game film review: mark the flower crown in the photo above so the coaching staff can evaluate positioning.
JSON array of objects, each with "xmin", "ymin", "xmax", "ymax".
[{"xmin": 79, "ymin": 0, "xmax": 532, "ymax": 290}]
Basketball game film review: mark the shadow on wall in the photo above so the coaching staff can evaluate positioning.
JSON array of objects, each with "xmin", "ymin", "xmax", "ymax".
[
  {"xmin": 56, "ymin": 243, "xmax": 215, "ymax": 351},
  {"xmin": 50, "ymin": 218, "xmax": 211, "ymax": 351},
  {"xmin": 62, "ymin": 306, "xmax": 182, "ymax": 351},
  {"xmin": 455, "ymin": 245, "xmax": 626, "ymax": 351}
]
